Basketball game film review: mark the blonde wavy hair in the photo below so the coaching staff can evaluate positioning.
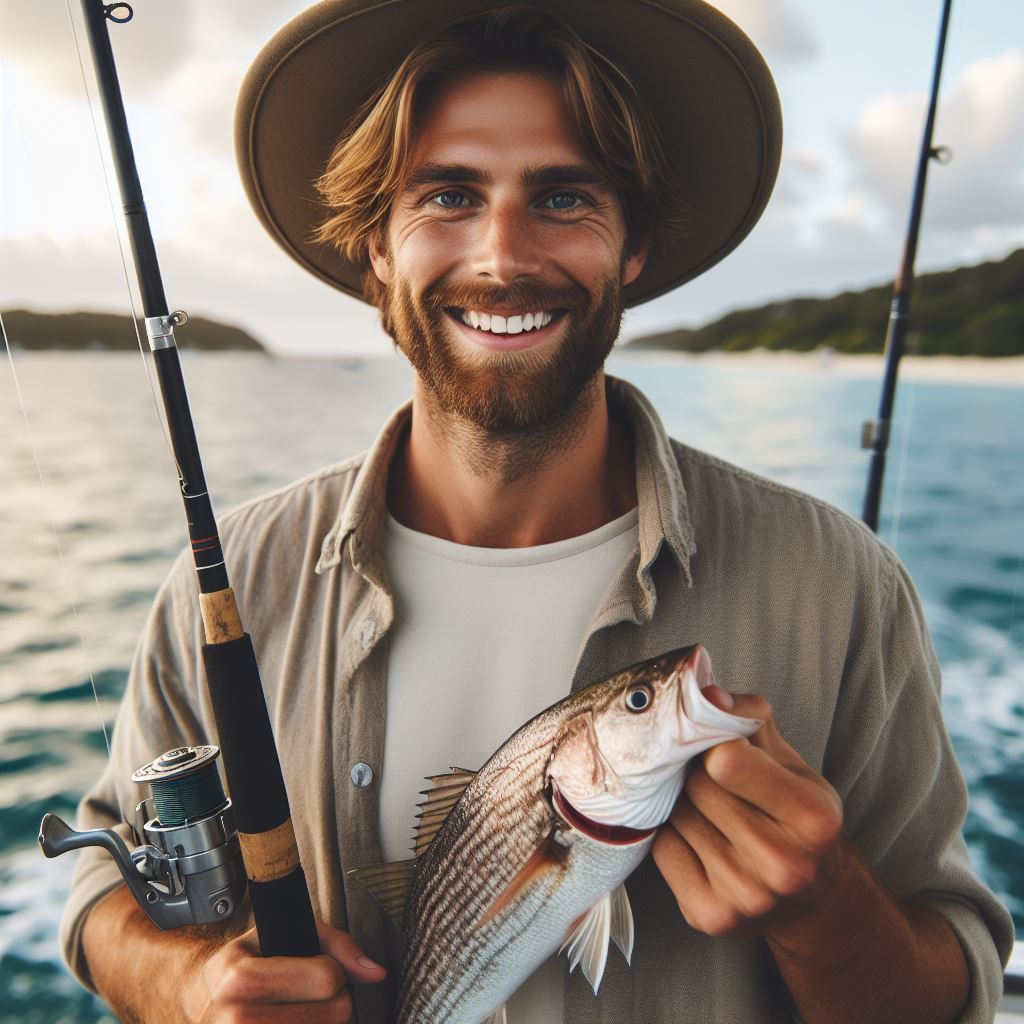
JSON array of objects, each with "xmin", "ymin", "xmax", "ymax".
[{"xmin": 313, "ymin": 5, "xmax": 687, "ymax": 309}]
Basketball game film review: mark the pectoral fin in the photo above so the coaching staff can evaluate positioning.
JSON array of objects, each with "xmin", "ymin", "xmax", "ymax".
[
  {"xmin": 481, "ymin": 1004, "xmax": 508, "ymax": 1024},
  {"xmin": 559, "ymin": 882, "xmax": 635, "ymax": 992},
  {"xmin": 475, "ymin": 833, "xmax": 569, "ymax": 930}
]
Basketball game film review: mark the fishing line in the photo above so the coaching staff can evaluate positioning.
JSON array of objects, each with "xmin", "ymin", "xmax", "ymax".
[
  {"xmin": 0, "ymin": 313, "xmax": 115, "ymax": 769},
  {"xmin": 886, "ymin": 374, "xmax": 917, "ymax": 552},
  {"xmin": 62, "ymin": 0, "xmax": 183, "ymax": 479}
]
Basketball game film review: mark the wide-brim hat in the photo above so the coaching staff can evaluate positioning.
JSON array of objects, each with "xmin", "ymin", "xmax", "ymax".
[{"xmin": 235, "ymin": 0, "xmax": 782, "ymax": 308}]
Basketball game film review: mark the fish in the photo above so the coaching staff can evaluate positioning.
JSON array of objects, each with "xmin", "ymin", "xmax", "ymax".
[{"xmin": 351, "ymin": 644, "xmax": 762, "ymax": 1024}]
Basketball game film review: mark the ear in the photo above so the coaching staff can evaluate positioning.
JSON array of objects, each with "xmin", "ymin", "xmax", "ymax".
[
  {"xmin": 368, "ymin": 229, "xmax": 392, "ymax": 286},
  {"xmin": 622, "ymin": 238, "xmax": 650, "ymax": 287}
]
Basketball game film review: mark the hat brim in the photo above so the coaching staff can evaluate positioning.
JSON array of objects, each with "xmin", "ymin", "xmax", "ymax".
[{"xmin": 235, "ymin": 0, "xmax": 782, "ymax": 308}]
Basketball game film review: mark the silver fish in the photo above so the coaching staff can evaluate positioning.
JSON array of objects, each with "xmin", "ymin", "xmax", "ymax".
[{"xmin": 352, "ymin": 644, "xmax": 761, "ymax": 1024}]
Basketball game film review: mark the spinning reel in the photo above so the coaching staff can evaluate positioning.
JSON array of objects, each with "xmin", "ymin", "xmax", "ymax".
[{"xmin": 39, "ymin": 745, "xmax": 246, "ymax": 929}]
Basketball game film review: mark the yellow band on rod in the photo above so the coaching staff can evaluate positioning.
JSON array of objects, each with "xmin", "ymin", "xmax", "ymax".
[
  {"xmin": 200, "ymin": 588, "xmax": 244, "ymax": 644},
  {"xmin": 238, "ymin": 818, "xmax": 301, "ymax": 882}
]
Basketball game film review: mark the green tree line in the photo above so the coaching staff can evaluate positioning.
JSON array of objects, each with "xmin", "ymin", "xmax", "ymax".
[
  {"xmin": 1, "ymin": 310, "xmax": 265, "ymax": 352},
  {"xmin": 628, "ymin": 249, "xmax": 1024, "ymax": 357}
]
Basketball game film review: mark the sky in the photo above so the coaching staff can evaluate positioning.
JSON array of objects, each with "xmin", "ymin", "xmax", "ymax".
[{"xmin": 1, "ymin": 0, "xmax": 1022, "ymax": 355}]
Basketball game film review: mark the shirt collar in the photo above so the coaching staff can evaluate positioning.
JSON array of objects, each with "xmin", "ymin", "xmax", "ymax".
[{"xmin": 315, "ymin": 375, "xmax": 696, "ymax": 594}]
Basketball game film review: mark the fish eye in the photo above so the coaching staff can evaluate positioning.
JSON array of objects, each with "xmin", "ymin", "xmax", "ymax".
[{"xmin": 624, "ymin": 685, "xmax": 652, "ymax": 712}]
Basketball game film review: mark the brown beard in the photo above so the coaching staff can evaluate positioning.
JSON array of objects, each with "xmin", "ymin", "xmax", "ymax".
[{"xmin": 380, "ymin": 269, "xmax": 625, "ymax": 435}]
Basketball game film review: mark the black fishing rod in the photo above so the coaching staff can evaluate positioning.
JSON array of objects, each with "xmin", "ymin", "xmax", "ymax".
[
  {"xmin": 861, "ymin": 0, "xmax": 954, "ymax": 532},
  {"xmin": 38, "ymin": 0, "xmax": 319, "ymax": 958}
]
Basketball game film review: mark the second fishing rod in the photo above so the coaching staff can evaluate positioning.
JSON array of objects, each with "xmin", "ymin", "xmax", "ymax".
[{"xmin": 38, "ymin": 0, "xmax": 319, "ymax": 959}]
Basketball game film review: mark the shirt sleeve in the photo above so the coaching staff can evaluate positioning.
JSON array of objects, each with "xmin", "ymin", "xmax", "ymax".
[
  {"xmin": 833, "ymin": 549, "xmax": 1015, "ymax": 1023},
  {"xmin": 59, "ymin": 552, "xmax": 212, "ymax": 989}
]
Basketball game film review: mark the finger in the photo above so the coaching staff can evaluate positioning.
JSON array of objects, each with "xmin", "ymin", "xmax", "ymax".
[
  {"xmin": 668, "ymin": 795, "xmax": 778, "ymax": 920},
  {"xmin": 222, "ymin": 989, "xmax": 354, "ymax": 1023},
  {"xmin": 700, "ymin": 740, "xmax": 842, "ymax": 852},
  {"xmin": 215, "ymin": 950, "xmax": 348, "ymax": 1005},
  {"xmin": 317, "ymin": 920, "xmax": 388, "ymax": 984},
  {"xmin": 652, "ymin": 825, "xmax": 742, "ymax": 938},
  {"xmin": 684, "ymin": 763, "xmax": 822, "ymax": 897}
]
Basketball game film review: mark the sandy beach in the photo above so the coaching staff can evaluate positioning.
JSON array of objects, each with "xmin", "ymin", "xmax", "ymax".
[{"xmin": 615, "ymin": 348, "xmax": 1024, "ymax": 387}]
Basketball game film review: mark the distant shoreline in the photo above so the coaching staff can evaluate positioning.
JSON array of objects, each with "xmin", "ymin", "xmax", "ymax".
[{"xmin": 610, "ymin": 349, "xmax": 1024, "ymax": 387}]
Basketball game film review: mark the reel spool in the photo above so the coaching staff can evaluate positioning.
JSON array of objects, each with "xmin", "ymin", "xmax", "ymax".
[{"xmin": 40, "ymin": 745, "xmax": 246, "ymax": 930}]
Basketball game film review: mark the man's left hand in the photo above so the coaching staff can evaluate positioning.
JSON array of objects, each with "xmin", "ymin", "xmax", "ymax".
[{"xmin": 652, "ymin": 686, "xmax": 844, "ymax": 939}]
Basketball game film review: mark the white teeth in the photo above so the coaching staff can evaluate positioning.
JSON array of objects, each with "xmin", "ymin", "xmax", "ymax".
[{"xmin": 457, "ymin": 309, "xmax": 557, "ymax": 334}]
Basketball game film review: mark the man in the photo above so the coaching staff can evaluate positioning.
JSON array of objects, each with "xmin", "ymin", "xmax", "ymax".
[{"xmin": 61, "ymin": 2, "xmax": 1012, "ymax": 1022}]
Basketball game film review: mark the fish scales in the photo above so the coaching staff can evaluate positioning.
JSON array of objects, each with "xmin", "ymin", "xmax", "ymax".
[
  {"xmin": 376, "ymin": 646, "xmax": 762, "ymax": 1024},
  {"xmin": 401, "ymin": 729, "xmax": 556, "ymax": 1018}
]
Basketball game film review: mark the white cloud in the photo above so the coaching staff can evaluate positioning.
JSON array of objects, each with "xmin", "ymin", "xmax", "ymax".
[
  {"xmin": 712, "ymin": 0, "xmax": 818, "ymax": 62},
  {"xmin": 846, "ymin": 50, "xmax": 1024, "ymax": 235},
  {"xmin": 0, "ymin": 0, "xmax": 194, "ymax": 97}
]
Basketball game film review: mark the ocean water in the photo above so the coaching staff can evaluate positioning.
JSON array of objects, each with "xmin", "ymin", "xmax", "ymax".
[{"xmin": 0, "ymin": 350, "xmax": 1021, "ymax": 1022}]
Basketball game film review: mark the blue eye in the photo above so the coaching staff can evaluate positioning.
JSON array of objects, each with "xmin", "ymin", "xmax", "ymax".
[
  {"xmin": 431, "ymin": 191, "xmax": 468, "ymax": 208},
  {"xmin": 625, "ymin": 686, "xmax": 652, "ymax": 712}
]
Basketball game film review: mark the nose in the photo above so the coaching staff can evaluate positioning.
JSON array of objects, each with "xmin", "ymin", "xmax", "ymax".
[{"xmin": 468, "ymin": 199, "xmax": 543, "ymax": 284}]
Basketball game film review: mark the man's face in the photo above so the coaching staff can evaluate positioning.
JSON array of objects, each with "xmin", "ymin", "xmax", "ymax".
[{"xmin": 369, "ymin": 70, "xmax": 647, "ymax": 433}]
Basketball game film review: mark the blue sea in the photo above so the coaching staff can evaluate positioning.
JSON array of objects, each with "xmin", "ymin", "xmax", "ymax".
[{"xmin": 1, "ymin": 350, "xmax": 1021, "ymax": 1022}]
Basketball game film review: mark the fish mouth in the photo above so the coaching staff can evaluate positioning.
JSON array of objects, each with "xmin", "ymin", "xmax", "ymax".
[{"xmin": 551, "ymin": 782, "xmax": 656, "ymax": 846}]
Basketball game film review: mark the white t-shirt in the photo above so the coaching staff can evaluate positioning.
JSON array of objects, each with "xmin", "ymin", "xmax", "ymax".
[{"xmin": 380, "ymin": 506, "xmax": 639, "ymax": 1020}]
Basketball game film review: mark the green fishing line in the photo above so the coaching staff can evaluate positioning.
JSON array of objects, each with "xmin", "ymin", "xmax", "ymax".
[{"xmin": 151, "ymin": 765, "xmax": 226, "ymax": 826}]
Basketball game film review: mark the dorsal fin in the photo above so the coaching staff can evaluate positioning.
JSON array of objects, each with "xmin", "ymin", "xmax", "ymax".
[
  {"xmin": 348, "ymin": 768, "xmax": 478, "ymax": 921},
  {"xmin": 413, "ymin": 767, "xmax": 476, "ymax": 856}
]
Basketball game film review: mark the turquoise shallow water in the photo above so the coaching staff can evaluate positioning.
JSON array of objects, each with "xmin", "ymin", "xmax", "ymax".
[{"xmin": 1, "ymin": 351, "xmax": 1021, "ymax": 1021}]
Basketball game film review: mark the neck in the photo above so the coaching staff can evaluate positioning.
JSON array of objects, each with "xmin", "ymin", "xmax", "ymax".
[{"xmin": 387, "ymin": 372, "xmax": 636, "ymax": 547}]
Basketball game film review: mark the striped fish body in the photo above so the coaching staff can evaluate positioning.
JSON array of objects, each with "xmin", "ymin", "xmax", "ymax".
[
  {"xmin": 397, "ymin": 717, "xmax": 649, "ymax": 1023},
  {"xmin": 372, "ymin": 645, "xmax": 762, "ymax": 1024}
]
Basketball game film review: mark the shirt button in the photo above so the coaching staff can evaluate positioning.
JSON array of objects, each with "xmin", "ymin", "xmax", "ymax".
[
  {"xmin": 350, "ymin": 762, "xmax": 373, "ymax": 787},
  {"xmin": 359, "ymin": 620, "xmax": 376, "ymax": 649}
]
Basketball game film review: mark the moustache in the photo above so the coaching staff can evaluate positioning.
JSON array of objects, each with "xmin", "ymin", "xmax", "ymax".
[{"xmin": 422, "ymin": 278, "xmax": 592, "ymax": 317}]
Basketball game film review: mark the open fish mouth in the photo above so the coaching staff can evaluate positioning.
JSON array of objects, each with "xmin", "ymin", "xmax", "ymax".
[{"xmin": 551, "ymin": 780, "xmax": 656, "ymax": 846}]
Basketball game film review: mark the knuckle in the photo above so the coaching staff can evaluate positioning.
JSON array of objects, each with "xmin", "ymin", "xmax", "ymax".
[
  {"xmin": 213, "ymin": 962, "xmax": 250, "ymax": 1003},
  {"xmin": 736, "ymin": 882, "xmax": 775, "ymax": 919},
  {"xmin": 704, "ymin": 742, "xmax": 744, "ymax": 785},
  {"xmin": 799, "ymin": 804, "xmax": 843, "ymax": 852},
  {"xmin": 768, "ymin": 854, "xmax": 818, "ymax": 896},
  {"xmin": 702, "ymin": 906, "xmax": 742, "ymax": 938},
  {"xmin": 311, "ymin": 957, "xmax": 346, "ymax": 1000}
]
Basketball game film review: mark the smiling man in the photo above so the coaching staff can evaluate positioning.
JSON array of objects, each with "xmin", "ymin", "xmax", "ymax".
[{"xmin": 60, "ymin": 2, "xmax": 1012, "ymax": 1023}]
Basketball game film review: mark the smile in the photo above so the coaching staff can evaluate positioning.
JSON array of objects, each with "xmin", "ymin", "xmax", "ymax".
[{"xmin": 449, "ymin": 308, "xmax": 562, "ymax": 335}]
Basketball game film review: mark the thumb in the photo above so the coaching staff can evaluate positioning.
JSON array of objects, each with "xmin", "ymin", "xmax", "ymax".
[
  {"xmin": 701, "ymin": 684, "xmax": 735, "ymax": 711},
  {"xmin": 317, "ymin": 920, "xmax": 388, "ymax": 983}
]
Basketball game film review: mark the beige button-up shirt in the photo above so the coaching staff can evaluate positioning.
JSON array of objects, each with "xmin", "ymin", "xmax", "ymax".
[{"xmin": 63, "ymin": 377, "xmax": 1013, "ymax": 1022}]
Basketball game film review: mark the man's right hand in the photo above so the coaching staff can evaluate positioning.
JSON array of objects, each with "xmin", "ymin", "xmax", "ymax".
[
  {"xmin": 83, "ymin": 885, "xmax": 386, "ymax": 1023},
  {"xmin": 182, "ymin": 918, "xmax": 387, "ymax": 1023}
]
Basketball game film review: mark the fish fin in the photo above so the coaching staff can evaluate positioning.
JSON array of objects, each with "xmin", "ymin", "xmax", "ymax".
[
  {"xmin": 481, "ymin": 1004, "xmax": 508, "ymax": 1024},
  {"xmin": 609, "ymin": 882, "xmax": 635, "ymax": 965},
  {"xmin": 559, "ymin": 892, "xmax": 613, "ymax": 993},
  {"xmin": 475, "ymin": 833, "xmax": 568, "ymax": 930},
  {"xmin": 413, "ymin": 768, "xmax": 477, "ymax": 856},
  {"xmin": 346, "ymin": 859, "xmax": 416, "ymax": 925}
]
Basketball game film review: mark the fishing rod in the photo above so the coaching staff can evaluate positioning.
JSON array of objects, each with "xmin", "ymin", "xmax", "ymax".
[
  {"xmin": 37, "ymin": 0, "xmax": 319, "ymax": 958},
  {"xmin": 861, "ymin": 0, "xmax": 953, "ymax": 532}
]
